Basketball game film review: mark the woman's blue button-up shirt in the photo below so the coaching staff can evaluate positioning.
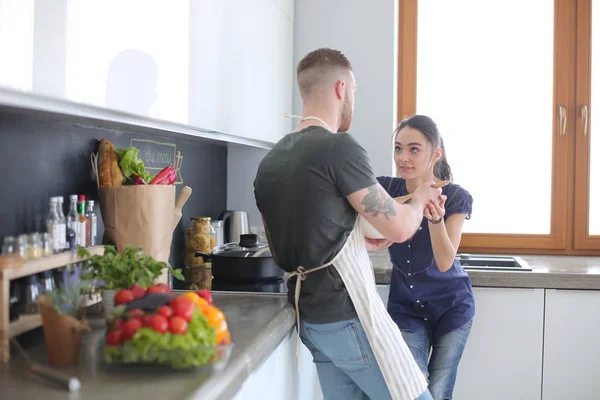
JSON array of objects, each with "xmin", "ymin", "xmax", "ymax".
[{"xmin": 377, "ymin": 176, "xmax": 476, "ymax": 340}]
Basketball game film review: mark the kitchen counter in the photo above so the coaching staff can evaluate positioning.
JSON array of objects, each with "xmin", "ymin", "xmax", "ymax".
[
  {"xmin": 0, "ymin": 292, "xmax": 296, "ymax": 400},
  {"xmin": 370, "ymin": 251, "xmax": 600, "ymax": 290}
]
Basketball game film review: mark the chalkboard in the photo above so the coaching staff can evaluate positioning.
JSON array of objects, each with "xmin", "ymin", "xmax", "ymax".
[{"xmin": 0, "ymin": 106, "xmax": 227, "ymax": 285}]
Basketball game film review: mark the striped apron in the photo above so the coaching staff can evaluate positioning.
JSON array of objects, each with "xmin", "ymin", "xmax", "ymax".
[{"xmin": 289, "ymin": 218, "xmax": 428, "ymax": 400}]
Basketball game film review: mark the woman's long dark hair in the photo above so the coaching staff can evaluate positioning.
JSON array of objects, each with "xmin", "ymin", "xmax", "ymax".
[{"xmin": 395, "ymin": 115, "xmax": 453, "ymax": 182}]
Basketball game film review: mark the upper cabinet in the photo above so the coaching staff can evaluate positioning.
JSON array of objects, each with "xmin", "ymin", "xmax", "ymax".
[{"xmin": 0, "ymin": 0, "xmax": 294, "ymax": 145}]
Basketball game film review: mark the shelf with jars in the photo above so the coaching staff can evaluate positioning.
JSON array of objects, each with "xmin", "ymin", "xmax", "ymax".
[{"xmin": 0, "ymin": 245, "xmax": 104, "ymax": 362}]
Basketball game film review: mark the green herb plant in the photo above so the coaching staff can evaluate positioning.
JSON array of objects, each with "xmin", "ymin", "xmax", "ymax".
[
  {"xmin": 48, "ymin": 264, "xmax": 105, "ymax": 319},
  {"xmin": 78, "ymin": 245, "xmax": 184, "ymax": 292}
]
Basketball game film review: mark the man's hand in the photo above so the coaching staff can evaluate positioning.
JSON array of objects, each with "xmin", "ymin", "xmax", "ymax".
[
  {"xmin": 365, "ymin": 238, "xmax": 394, "ymax": 252},
  {"xmin": 412, "ymin": 181, "xmax": 443, "ymax": 210}
]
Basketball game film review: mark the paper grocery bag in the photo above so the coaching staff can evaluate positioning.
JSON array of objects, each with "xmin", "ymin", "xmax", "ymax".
[{"xmin": 98, "ymin": 185, "xmax": 176, "ymax": 284}]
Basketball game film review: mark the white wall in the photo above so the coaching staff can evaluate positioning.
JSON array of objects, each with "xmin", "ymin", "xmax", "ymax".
[
  {"xmin": 293, "ymin": 0, "xmax": 398, "ymax": 176},
  {"xmin": 226, "ymin": 144, "xmax": 269, "ymax": 228}
]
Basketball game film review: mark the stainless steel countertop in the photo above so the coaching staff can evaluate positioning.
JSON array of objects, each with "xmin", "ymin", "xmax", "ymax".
[
  {"xmin": 370, "ymin": 251, "xmax": 600, "ymax": 290},
  {"xmin": 0, "ymin": 292, "xmax": 296, "ymax": 400}
]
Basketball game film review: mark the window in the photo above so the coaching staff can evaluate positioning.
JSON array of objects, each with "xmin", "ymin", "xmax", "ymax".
[{"xmin": 398, "ymin": 0, "xmax": 600, "ymax": 254}]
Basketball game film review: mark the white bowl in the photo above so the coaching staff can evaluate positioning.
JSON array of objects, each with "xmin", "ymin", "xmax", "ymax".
[{"xmin": 359, "ymin": 216, "xmax": 385, "ymax": 239}]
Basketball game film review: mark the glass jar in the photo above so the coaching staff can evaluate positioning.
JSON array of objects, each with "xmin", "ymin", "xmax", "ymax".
[
  {"xmin": 16, "ymin": 234, "xmax": 29, "ymax": 260},
  {"xmin": 211, "ymin": 220, "xmax": 224, "ymax": 247},
  {"xmin": 27, "ymin": 233, "xmax": 43, "ymax": 260},
  {"xmin": 42, "ymin": 232, "xmax": 53, "ymax": 257},
  {"xmin": 185, "ymin": 217, "xmax": 216, "ymax": 268},
  {"xmin": 2, "ymin": 236, "xmax": 16, "ymax": 255}
]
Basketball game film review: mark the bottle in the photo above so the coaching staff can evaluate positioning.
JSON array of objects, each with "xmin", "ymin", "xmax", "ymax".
[
  {"xmin": 46, "ymin": 197, "xmax": 61, "ymax": 252},
  {"xmin": 56, "ymin": 196, "xmax": 67, "ymax": 251},
  {"xmin": 85, "ymin": 200, "xmax": 97, "ymax": 246},
  {"xmin": 66, "ymin": 194, "xmax": 79, "ymax": 250},
  {"xmin": 77, "ymin": 195, "xmax": 89, "ymax": 247},
  {"xmin": 2, "ymin": 236, "xmax": 16, "ymax": 255}
]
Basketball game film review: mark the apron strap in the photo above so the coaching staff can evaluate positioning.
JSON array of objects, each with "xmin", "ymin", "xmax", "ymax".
[
  {"xmin": 288, "ymin": 261, "xmax": 334, "ymax": 372},
  {"xmin": 283, "ymin": 112, "xmax": 332, "ymax": 132}
]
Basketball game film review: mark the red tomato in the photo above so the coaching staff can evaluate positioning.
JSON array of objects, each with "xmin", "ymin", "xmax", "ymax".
[
  {"xmin": 114, "ymin": 289, "xmax": 134, "ymax": 305},
  {"xmin": 169, "ymin": 316, "xmax": 188, "ymax": 335},
  {"xmin": 170, "ymin": 297, "xmax": 194, "ymax": 322},
  {"xmin": 129, "ymin": 284, "xmax": 146, "ymax": 299},
  {"xmin": 128, "ymin": 308, "xmax": 144, "ymax": 318},
  {"xmin": 121, "ymin": 319, "xmax": 143, "ymax": 341},
  {"xmin": 149, "ymin": 315, "xmax": 169, "ymax": 334},
  {"xmin": 112, "ymin": 319, "xmax": 123, "ymax": 330},
  {"xmin": 146, "ymin": 286, "xmax": 168, "ymax": 294},
  {"xmin": 143, "ymin": 315, "xmax": 154, "ymax": 327},
  {"xmin": 157, "ymin": 305, "xmax": 173, "ymax": 319},
  {"xmin": 156, "ymin": 283, "xmax": 173, "ymax": 293},
  {"xmin": 196, "ymin": 289, "xmax": 213, "ymax": 305},
  {"xmin": 105, "ymin": 329, "xmax": 123, "ymax": 346}
]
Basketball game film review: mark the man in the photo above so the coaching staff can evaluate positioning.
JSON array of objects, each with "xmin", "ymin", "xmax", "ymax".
[{"xmin": 254, "ymin": 48, "xmax": 440, "ymax": 400}]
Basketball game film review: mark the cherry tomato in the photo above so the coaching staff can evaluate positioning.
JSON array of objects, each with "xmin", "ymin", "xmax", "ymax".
[
  {"xmin": 112, "ymin": 319, "xmax": 123, "ymax": 330},
  {"xmin": 149, "ymin": 315, "xmax": 169, "ymax": 334},
  {"xmin": 114, "ymin": 289, "xmax": 134, "ymax": 305},
  {"xmin": 157, "ymin": 305, "xmax": 173, "ymax": 319},
  {"xmin": 105, "ymin": 329, "xmax": 123, "ymax": 346},
  {"xmin": 121, "ymin": 319, "xmax": 143, "ymax": 341},
  {"xmin": 196, "ymin": 289, "xmax": 213, "ymax": 305},
  {"xmin": 146, "ymin": 286, "xmax": 168, "ymax": 294},
  {"xmin": 155, "ymin": 283, "xmax": 173, "ymax": 293},
  {"xmin": 170, "ymin": 297, "xmax": 194, "ymax": 322},
  {"xmin": 169, "ymin": 316, "xmax": 188, "ymax": 335},
  {"xmin": 129, "ymin": 284, "xmax": 146, "ymax": 299},
  {"xmin": 143, "ymin": 315, "xmax": 154, "ymax": 327},
  {"xmin": 128, "ymin": 308, "xmax": 144, "ymax": 318}
]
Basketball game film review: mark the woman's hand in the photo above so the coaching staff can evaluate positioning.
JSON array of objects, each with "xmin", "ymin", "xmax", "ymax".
[
  {"xmin": 424, "ymin": 195, "xmax": 447, "ymax": 223},
  {"xmin": 365, "ymin": 238, "xmax": 394, "ymax": 252}
]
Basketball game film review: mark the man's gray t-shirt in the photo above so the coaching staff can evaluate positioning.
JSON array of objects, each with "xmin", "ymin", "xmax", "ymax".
[{"xmin": 254, "ymin": 126, "xmax": 377, "ymax": 324}]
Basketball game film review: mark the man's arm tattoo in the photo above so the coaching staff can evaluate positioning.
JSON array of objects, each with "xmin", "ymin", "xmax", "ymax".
[{"xmin": 360, "ymin": 185, "xmax": 397, "ymax": 220}]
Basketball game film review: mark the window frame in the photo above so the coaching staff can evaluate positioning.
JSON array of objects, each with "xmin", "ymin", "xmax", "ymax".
[{"xmin": 397, "ymin": 0, "xmax": 600, "ymax": 255}]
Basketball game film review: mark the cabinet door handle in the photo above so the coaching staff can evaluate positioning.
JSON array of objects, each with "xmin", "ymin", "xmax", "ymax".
[
  {"xmin": 559, "ymin": 105, "xmax": 567, "ymax": 136},
  {"xmin": 580, "ymin": 105, "xmax": 588, "ymax": 136}
]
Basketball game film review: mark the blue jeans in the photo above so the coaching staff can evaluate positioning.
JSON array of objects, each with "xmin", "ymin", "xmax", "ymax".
[
  {"xmin": 300, "ymin": 318, "xmax": 433, "ymax": 400},
  {"xmin": 400, "ymin": 320, "xmax": 473, "ymax": 400}
]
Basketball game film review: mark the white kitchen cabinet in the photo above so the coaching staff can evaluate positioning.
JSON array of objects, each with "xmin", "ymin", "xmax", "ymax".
[
  {"xmin": 542, "ymin": 289, "xmax": 600, "ymax": 400},
  {"xmin": 453, "ymin": 287, "xmax": 544, "ymax": 400},
  {"xmin": 218, "ymin": 0, "xmax": 294, "ymax": 143},
  {"xmin": 232, "ymin": 330, "xmax": 322, "ymax": 400}
]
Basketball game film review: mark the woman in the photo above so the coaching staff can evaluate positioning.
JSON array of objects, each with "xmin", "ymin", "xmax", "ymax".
[{"xmin": 377, "ymin": 114, "xmax": 475, "ymax": 400}]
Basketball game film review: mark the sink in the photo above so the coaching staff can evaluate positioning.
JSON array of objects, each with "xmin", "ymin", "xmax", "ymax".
[{"xmin": 456, "ymin": 254, "xmax": 532, "ymax": 272}]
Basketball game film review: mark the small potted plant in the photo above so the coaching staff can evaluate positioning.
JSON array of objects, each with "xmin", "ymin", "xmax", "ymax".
[
  {"xmin": 38, "ymin": 265, "xmax": 104, "ymax": 367},
  {"xmin": 78, "ymin": 246, "xmax": 184, "ymax": 318}
]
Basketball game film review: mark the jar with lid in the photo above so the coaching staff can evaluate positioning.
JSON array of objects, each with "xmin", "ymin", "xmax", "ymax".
[
  {"xmin": 211, "ymin": 220, "xmax": 224, "ymax": 247},
  {"xmin": 185, "ymin": 217, "xmax": 216, "ymax": 268},
  {"xmin": 184, "ymin": 217, "xmax": 216, "ymax": 289},
  {"xmin": 41, "ymin": 232, "xmax": 53, "ymax": 257},
  {"xmin": 16, "ymin": 234, "xmax": 29, "ymax": 260},
  {"xmin": 2, "ymin": 236, "xmax": 16, "ymax": 255},
  {"xmin": 27, "ymin": 233, "xmax": 43, "ymax": 260}
]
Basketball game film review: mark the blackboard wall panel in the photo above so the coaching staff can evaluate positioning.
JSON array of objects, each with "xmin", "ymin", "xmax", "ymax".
[{"xmin": 0, "ymin": 108, "xmax": 228, "ymax": 283}]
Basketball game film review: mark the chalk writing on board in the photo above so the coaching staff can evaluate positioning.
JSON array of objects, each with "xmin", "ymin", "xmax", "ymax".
[{"xmin": 129, "ymin": 139, "xmax": 184, "ymax": 185}]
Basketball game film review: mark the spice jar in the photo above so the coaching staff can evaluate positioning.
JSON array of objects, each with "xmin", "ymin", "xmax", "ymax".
[
  {"xmin": 27, "ymin": 233, "xmax": 43, "ymax": 260},
  {"xmin": 185, "ymin": 217, "xmax": 216, "ymax": 268},
  {"xmin": 16, "ymin": 234, "xmax": 29, "ymax": 260},
  {"xmin": 2, "ymin": 236, "xmax": 16, "ymax": 255},
  {"xmin": 42, "ymin": 233, "xmax": 53, "ymax": 257}
]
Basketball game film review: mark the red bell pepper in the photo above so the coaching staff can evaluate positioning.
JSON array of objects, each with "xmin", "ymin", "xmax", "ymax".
[
  {"xmin": 132, "ymin": 174, "xmax": 146, "ymax": 185},
  {"xmin": 150, "ymin": 166, "xmax": 177, "ymax": 185}
]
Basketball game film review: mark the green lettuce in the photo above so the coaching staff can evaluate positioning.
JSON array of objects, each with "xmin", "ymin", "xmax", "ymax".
[
  {"xmin": 104, "ymin": 311, "xmax": 219, "ymax": 369},
  {"xmin": 115, "ymin": 147, "xmax": 155, "ymax": 184}
]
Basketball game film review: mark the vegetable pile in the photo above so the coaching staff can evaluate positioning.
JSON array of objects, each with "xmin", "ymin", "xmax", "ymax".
[
  {"xmin": 103, "ymin": 287, "xmax": 231, "ymax": 369},
  {"xmin": 116, "ymin": 146, "xmax": 181, "ymax": 186}
]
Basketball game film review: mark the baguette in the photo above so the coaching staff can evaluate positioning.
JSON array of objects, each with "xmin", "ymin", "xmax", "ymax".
[{"xmin": 97, "ymin": 139, "xmax": 124, "ymax": 187}]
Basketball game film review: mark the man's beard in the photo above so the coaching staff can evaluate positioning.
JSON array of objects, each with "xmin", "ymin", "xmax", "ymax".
[{"xmin": 338, "ymin": 95, "xmax": 353, "ymax": 132}]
